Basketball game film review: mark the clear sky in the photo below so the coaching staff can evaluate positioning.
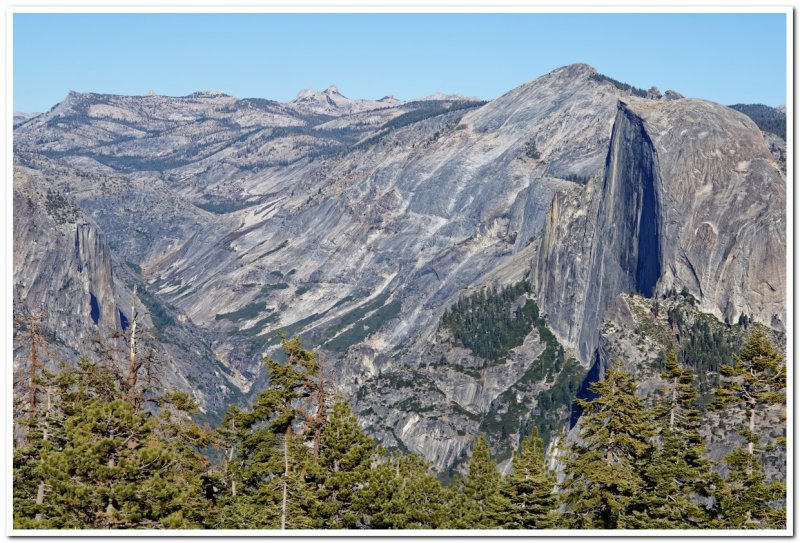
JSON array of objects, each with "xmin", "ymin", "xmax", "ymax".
[{"xmin": 13, "ymin": 12, "xmax": 787, "ymax": 113}]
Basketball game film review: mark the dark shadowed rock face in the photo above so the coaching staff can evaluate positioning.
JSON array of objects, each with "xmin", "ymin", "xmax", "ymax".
[{"xmin": 534, "ymin": 97, "xmax": 785, "ymax": 363}]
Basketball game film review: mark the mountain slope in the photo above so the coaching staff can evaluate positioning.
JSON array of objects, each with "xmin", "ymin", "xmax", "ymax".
[
  {"xmin": 534, "ymin": 97, "xmax": 785, "ymax": 363},
  {"xmin": 12, "ymin": 64, "xmax": 786, "ymax": 471},
  {"xmin": 13, "ymin": 166, "xmax": 244, "ymax": 417}
]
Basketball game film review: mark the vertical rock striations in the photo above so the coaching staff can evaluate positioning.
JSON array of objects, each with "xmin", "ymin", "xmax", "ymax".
[{"xmin": 534, "ymin": 98, "xmax": 785, "ymax": 364}]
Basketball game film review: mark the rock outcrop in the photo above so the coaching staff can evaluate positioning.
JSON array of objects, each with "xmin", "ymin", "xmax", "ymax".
[
  {"xmin": 534, "ymin": 98, "xmax": 785, "ymax": 362},
  {"xmin": 13, "ymin": 167, "xmax": 244, "ymax": 416}
]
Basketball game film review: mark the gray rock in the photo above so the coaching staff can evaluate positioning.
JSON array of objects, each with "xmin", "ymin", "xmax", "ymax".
[{"xmin": 534, "ymin": 98, "xmax": 785, "ymax": 363}]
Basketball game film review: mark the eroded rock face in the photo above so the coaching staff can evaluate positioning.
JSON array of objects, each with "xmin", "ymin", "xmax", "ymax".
[
  {"xmin": 13, "ymin": 167, "xmax": 244, "ymax": 416},
  {"xmin": 534, "ymin": 98, "xmax": 785, "ymax": 362},
  {"xmin": 14, "ymin": 168, "xmax": 119, "ymax": 342}
]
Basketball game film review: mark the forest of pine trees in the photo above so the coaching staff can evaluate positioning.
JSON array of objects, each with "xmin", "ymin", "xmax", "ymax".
[
  {"xmin": 440, "ymin": 280, "xmax": 539, "ymax": 361},
  {"xmin": 12, "ymin": 313, "xmax": 786, "ymax": 530}
]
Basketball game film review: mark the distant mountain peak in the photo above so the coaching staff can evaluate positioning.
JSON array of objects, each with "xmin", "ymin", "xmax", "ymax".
[
  {"xmin": 289, "ymin": 84, "xmax": 404, "ymax": 115},
  {"xmin": 421, "ymin": 92, "xmax": 481, "ymax": 102},
  {"xmin": 295, "ymin": 85, "xmax": 342, "ymax": 101},
  {"xmin": 547, "ymin": 63, "xmax": 598, "ymax": 78}
]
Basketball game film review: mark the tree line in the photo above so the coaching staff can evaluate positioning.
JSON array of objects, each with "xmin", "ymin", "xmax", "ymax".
[{"xmin": 13, "ymin": 310, "xmax": 785, "ymax": 529}]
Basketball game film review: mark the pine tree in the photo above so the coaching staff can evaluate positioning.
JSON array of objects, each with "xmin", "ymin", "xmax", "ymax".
[
  {"xmin": 218, "ymin": 336, "xmax": 319, "ymax": 529},
  {"xmin": 13, "ymin": 363, "xmax": 70, "ymax": 528},
  {"xmin": 306, "ymin": 401, "xmax": 376, "ymax": 528},
  {"xmin": 447, "ymin": 435, "xmax": 505, "ymax": 529},
  {"xmin": 14, "ymin": 358, "xmax": 213, "ymax": 529},
  {"xmin": 631, "ymin": 351, "xmax": 714, "ymax": 528},
  {"xmin": 560, "ymin": 360, "xmax": 656, "ymax": 528},
  {"xmin": 711, "ymin": 330, "xmax": 786, "ymax": 529},
  {"xmin": 354, "ymin": 451, "xmax": 447, "ymax": 529},
  {"xmin": 493, "ymin": 428, "xmax": 558, "ymax": 528}
]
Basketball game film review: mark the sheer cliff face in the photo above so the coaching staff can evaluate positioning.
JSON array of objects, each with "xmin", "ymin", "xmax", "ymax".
[
  {"xmin": 535, "ymin": 98, "xmax": 786, "ymax": 362},
  {"xmin": 13, "ymin": 168, "xmax": 242, "ymax": 414}
]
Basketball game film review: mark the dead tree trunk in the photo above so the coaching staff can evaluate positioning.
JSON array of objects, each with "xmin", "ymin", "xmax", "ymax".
[
  {"xmin": 281, "ymin": 427, "xmax": 291, "ymax": 530},
  {"xmin": 125, "ymin": 287, "xmax": 140, "ymax": 407}
]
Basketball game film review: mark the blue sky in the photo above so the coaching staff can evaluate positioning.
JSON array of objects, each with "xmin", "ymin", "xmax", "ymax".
[{"xmin": 13, "ymin": 13, "xmax": 787, "ymax": 112}]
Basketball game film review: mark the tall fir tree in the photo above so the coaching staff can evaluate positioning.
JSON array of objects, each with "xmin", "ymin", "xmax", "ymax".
[
  {"xmin": 631, "ymin": 351, "xmax": 715, "ymax": 528},
  {"xmin": 492, "ymin": 428, "xmax": 559, "ymax": 529},
  {"xmin": 711, "ymin": 330, "xmax": 786, "ymax": 529},
  {"xmin": 14, "ymin": 358, "xmax": 213, "ymax": 529},
  {"xmin": 306, "ymin": 401, "xmax": 376, "ymax": 528},
  {"xmin": 560, "ymin": 360, "xmax": 656, "ymax": 528},
  {"xmin": 354, "ymin": 451, "xmax": 447, "ymax": 529},
  {"xmin": 218, "ymin": 336, "xmax": 319, "ymax": 529},
  {"xmin": 446, "ymin": 435, "xmax": 506, "ymax": 529}
]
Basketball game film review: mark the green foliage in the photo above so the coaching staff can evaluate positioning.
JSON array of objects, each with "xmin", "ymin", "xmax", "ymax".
[
  {"xmin": 218, "ymin": 337, "xmax": 320, "ymax": 529},
  {"xmin": 195, "ymin": 198, "xmax": 253, "ymax": 215},
  {"xmin": 714, "ymin": 329, "xmax": 785, "ymax": 411},
  {"xmin": 590, "ymin": 72, "xmax": 649, "ymax": 97},
  {"xmin": 493, "ymin": 429, "xmax": 559, "ymax": 528},
  {"xmin": 728, "ymin": 103, "xmax": 786, "ymax": 140},
  {"xmin": 306, "ymin": 402, "xmax": 376, "ymax": 528},
  {"xmin": 133, "ymin": 284, "xmax": 176, "ymax": 329},
  {"xmin": 712, "ymin": 447, "xmax": 785, "ymax": 529},
  {"xmin": 354, "ymin": 452, "xmax": 448, "ymax": 529},
  {"xmin": 629, "ymin": 352, "xmax": 715, "ymax": 528},
  {"xmin": 320, "ymin": 292, "xmax": 402, "ymax": 352},
  {"xmin": 711, "ymin": 330, "xmax": 786, "ymax": 529},
  {"xmin": 677, "ymin": 313, "xmax": 741, "ymax": 399},
  {"xmin": 521, "ymin": 138, "xmax": 540, "ymax": 160},
  {"xmin": 215, "ymin": 301, "xmax": 269, "ymax": 322},
  {"xmin": 355, "ymin": 100, "xmax": 484, "ymax": 149},
  {"xmin": 13, "ymin": 320, "xmax": 788, "ymax": 531},
  {"xmin": 13, "ymin": 359, "xmax": 214, "ymax": 529},
  {"xmin": 441, "ymin": 280, "xmax": 537, "ymax": 361},
  {"xmin": 560, "ymin": 360, "xmax": 657, "ymax": 528},
  {"xmin": 446, "ymin": 436, "xmax": 505, "ymax": 528},
  {"xmin": 472, "ymin": 282, "xmax": 582, "ymax": 455},
  {"xmin": 44, "ymin": 189, "xmax": 80, "ymax": 224}
]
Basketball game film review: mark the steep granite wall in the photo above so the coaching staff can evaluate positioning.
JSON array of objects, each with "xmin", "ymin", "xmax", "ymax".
[{"xmin": 534, "ymin": 98, "xmax": 785, "ymax": 363}]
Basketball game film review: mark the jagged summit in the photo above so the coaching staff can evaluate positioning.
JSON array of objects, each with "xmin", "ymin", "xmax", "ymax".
[
  {"xmin": 295, "ymin": 84, "xmax": 342, "ymax": 100},
  {"xmin": 288, "ymin": 84, "xmax": 402, "ymax": 116}
]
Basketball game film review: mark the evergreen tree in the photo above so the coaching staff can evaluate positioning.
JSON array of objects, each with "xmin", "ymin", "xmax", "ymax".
[
  {"xmin": 218, "ymin": 336, "xmax": 319, "ymax": 529},
  {"xmin": 493, "ymin": 428, "xmax": 559, "ymax": 528},
  {"xmin": 712, "ymin": 330, "xmax": 786, "ymax": 529},
  {"xmin": 14, "ymin": 358, "xmax": 213, "ymax": 529},
  {"xmin": 13, "ymin": 363, "xmax": 71, "ymax": 528},
  {"xmin": 354, "ymin": 451, "xmax": 447, "ymax": 529},
  {"xmin": 447, "ymin": 435, "xmax": 505, "ymax": 528},
  {"xmin": 306, "ymin": 401, "xmax": 376, "ymax": 528},
  {"xmin": 631, "ymin": 352, "xmax": 714, "ymax": 528},
  {"xmin": 560, "ymin": 360, "xmax": 656, "ymax": 528},
  {"xmin": 712, "ymin": 447, "xmax": 785, "ymax": 529}
]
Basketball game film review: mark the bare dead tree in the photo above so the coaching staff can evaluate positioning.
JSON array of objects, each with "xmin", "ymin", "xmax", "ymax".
[{"xmin": 13, "ymin": 311, "xmax": 50, "ymax": 446}]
